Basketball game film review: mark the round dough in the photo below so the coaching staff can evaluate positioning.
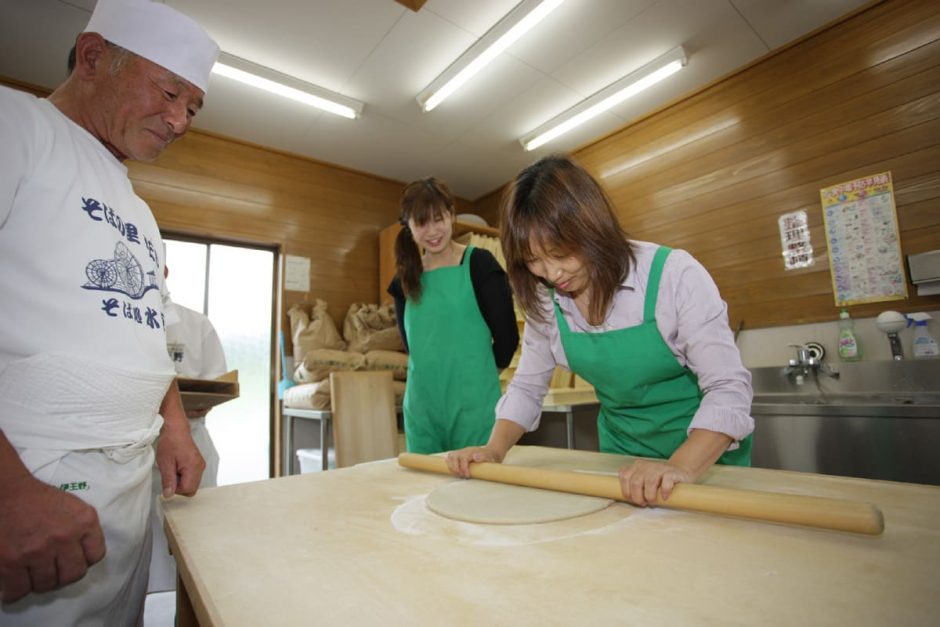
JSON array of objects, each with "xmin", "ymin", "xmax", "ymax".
[{"xmin": 426, "ymin": 480, "xmax": 613, "ymax": 525}]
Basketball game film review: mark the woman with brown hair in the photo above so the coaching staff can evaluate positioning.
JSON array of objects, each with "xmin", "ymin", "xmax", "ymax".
[
  {"xmin": 388, "ymin": 178, "xmax": 518, "ymax": 454},
  {"xmin": 446, "ymin": 156, "xmax": 753, "ymax": 505}
]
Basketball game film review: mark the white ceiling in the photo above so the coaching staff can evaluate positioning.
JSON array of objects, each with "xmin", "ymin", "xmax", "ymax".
[{"xmin": 0, "ymin": 0, "xmax": 872, "ymax": 200}]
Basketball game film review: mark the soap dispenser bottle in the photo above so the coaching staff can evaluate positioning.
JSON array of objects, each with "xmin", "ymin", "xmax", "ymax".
[
  {"xmin": 908, "ymin": 313, "xmax": 939, "ymax": 359},
  {"xmin": 838, "ymin": 309, "xmax": 861, "ymax": 361}
]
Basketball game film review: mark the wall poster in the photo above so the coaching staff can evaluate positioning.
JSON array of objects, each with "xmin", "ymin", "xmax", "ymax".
[
  {"xmin": 778, "ymin": 210, "xmax": 814, "ymax": 271},
  {"xmin": 820, "ymin": 171, "xmax": 907, "ymax": 307},
  {"xmin": 284, "ymin": 255, "xmax": 311, "ymax": 292}
]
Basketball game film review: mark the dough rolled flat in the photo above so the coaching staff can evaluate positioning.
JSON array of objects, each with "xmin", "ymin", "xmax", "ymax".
[{"xmin": 426, "ymin": 479, "xmax": 613, "ymax": 525}]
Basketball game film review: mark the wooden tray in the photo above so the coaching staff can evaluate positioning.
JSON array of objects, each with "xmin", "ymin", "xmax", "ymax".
[{"xmin": 178, "ymin": 370, "xmax": 239, "ymax": 412}]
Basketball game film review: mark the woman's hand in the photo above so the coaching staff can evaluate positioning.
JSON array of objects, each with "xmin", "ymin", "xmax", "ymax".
[
  {"xmin": 619, "ymin": 430, "xmax": 734, "ymax": 506},
  {"xmin": 617, "ymin": 459, "xmax": 692, "ymax": 506},
  {"xmin": 445, "ymin": 419, "xmax": 525, "ymax": 478},
  {"xmin": 445, "ymin": 446, "xmax": 504, "ymax": 478}
]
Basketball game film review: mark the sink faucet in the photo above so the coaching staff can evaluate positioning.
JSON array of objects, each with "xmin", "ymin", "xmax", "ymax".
[{"xmin": 784, "ymin": 344, "xmax": 839, "ymax": 385}]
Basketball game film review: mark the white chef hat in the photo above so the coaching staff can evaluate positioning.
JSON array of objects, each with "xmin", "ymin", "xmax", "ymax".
[{"xmin": 84, "ymin": 0, "xmax": 219, "ymax": 93}]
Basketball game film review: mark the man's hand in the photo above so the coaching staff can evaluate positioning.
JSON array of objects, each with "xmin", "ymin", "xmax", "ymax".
[
  {"xmin": 0, "ymin": 473, "xmax": 106, "ymax": 603},
  {"xmin": 157, "ymin": 381, "xmax": 205, "ymax": 497},
  {"xmin": 156, "ymin": 421, "xmax": 205, "ymax": 498}
]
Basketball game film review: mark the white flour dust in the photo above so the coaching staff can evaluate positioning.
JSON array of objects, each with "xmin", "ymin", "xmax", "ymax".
[{"xmin": 389, "ymin": 493, "xmax": 686, "ymax": 547}]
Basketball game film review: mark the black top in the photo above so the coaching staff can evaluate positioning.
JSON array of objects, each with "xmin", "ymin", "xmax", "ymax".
[{"xmin": 387, "ymin": 247, "xmax": 519, "ymax": 368}]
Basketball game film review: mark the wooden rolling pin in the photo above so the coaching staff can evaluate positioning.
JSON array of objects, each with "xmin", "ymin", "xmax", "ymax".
[{"xmin": 398, "ymin": 453, "xmax": 885, "ymax": 536}]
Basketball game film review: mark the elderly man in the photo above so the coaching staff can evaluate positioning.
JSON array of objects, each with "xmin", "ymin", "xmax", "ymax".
[{"xmin": 0, "ymin": 0, "xmax": 218, "ymax": 623}]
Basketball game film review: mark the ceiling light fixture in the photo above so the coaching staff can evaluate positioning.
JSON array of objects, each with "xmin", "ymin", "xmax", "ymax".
[
  {"xmin": 212, "ymin": 52, "xmax": 364, "ymax": 120},
  {"xmin": 417, "ymin": 0, "xmax": 566, "ymax": 113},
  {"xmin": 520, "ymin": 46, "xmax": 688, "ymax": 151}
]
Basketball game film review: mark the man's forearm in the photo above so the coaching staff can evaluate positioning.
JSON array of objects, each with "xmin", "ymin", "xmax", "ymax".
[{"xmin": 159, "ymin": 380, "xmax": 189, "ymax": 432}]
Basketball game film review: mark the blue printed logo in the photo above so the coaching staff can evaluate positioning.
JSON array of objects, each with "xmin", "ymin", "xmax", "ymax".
[{"xmin": 82, "ymin": 242, "xmax": 158, "ymax": 299}]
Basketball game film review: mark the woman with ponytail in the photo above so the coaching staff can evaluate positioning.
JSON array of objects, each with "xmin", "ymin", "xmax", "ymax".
[{"xmin": 388, "ymin": 178, "xmax": 518, "ymax": 454}]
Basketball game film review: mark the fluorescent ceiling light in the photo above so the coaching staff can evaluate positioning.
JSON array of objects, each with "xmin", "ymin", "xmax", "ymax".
[
  {"xmin": 417, "ymin": 0, "xmax": 565, "ymax": 112},
  {"xmin": 212, "ymin": 52, "xmax": 363, "ymax": 120},
  {"xmin": 520, "ymin": 46, "xmax": 688, "ymax": 151}
]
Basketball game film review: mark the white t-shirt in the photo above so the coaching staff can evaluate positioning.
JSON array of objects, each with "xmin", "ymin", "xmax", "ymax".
[
  {"xmin": 164, "ymin": 300, "xmax": 227, "ymax": 379},
  {"xmin": 0, "ymin": 87, "xmax": 173, "ymax": 377},
  {"xmin": 0, "ymin": 86, "xmax": 175, "ymax": 626}
]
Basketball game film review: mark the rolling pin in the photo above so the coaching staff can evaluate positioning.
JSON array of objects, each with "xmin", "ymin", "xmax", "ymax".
[{"xmin": 398, "ymin": 452, "xmax": 885, "ymax": 536}]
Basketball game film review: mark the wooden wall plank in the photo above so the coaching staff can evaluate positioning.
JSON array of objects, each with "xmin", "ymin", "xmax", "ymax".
[
  {"xmin": 565, "ymin": 0, "xmax": 940, "ymax": 329},
  {"xmin": 121, "ymin": 132, "xmax": 407, "ymax": 336}
]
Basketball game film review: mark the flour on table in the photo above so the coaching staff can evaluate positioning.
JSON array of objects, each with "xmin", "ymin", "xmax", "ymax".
[{"xmin": 425, "ymin": 479, "xmax": 613, "ymax": 525}]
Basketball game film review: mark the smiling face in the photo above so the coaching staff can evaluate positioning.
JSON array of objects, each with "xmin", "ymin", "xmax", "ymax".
[
  {"xmin": 98, "ymin": 53, "xmax": 204, "ymax": 162},
  {"xmin": 407, "ymin": 210, "xmax": 454, "ymax": 255},
  {"xmin": 524, "ymin": 237, "xmax": 589, "ymax": 297}
]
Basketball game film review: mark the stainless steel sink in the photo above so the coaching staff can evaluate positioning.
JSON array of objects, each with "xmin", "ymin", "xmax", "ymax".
[
  {"xmin": 749, "ymin": 359, "xmax": 940, "ymax": 399},
  {"xmin": 753, "ymin": 392, "xmax": 940, "ymax": 405},
  {"xmin": 751, "ymin": 391, "xmax": 940, "ymax": 416},
  {"xmin": 748, "ymin": 360, "xmax": 940, "ymax": 485}
]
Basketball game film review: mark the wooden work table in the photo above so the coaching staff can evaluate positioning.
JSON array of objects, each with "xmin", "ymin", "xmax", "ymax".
[{"xmin": 164, "ymin": 446, "xmax": 939, "ymax": 626}]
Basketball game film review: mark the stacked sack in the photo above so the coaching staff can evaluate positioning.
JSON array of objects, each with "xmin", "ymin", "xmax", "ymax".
[{"xmin": 284, "ymin": 300, "xmax": 408, "ymax": 410}]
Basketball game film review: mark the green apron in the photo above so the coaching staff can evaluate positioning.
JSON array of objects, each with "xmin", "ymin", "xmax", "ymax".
[
  {"xmin": 555, "ymin": 246, "xmax": 751, "ymax": 465},
  {"xmin": 403, "ymin": 245, "xmax": 502, "ymax": 454}
]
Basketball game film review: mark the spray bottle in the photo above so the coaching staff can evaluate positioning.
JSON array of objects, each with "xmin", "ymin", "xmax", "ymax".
[{"xmin": 907, "ymin": 313, "xmax": 939, "ymax": 359}]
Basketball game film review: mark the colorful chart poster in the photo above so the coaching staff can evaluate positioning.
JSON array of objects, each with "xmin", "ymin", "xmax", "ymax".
[{"xmin": 820, "ymin": 172, "xmax": 907, "ymax": 306}]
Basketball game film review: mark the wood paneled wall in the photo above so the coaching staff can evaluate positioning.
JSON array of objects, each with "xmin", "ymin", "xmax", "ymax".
[
  {"xmin": 476, "ymin": 0, "xmax": 940, "ymax": 329},
  {"xmin": 127, "ymin": 131, "xmax": 404, "ymax": 336},
  {"xmin": 5, "ymin": 0, "xmax": 937, "ymax": 341},
  {"xmin": 472, "ymin": 188, "xmax": 503, "ymax": 230}
]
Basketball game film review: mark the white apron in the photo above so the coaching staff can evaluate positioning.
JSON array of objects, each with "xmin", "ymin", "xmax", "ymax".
[{"xmin": 0, "ymin": 353, "xmax": 172, "ymax": 626}]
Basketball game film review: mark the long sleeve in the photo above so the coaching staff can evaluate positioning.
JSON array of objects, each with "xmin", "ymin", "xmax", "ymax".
[
  {"xmin": 495, "ymin": 307, "xmax": 558, "ymax": 432},
  {"xmin": 495, "ymin": 241, "xmax": 753, "ymax": 443},
  {"xmin": 387, "ymin": 277, "xmax": 409, "ymax": 353},
  {"xmin": 468, "ymin": 248, "xmax": 519, "ymax": 368},
  {"xmin": 661, "ymin": 250, "xmax": 753, "ymax": 443}
]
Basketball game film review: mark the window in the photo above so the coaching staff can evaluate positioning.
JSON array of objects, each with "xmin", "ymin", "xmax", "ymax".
[{"xmin": 164, "ymin": 238, "xmax": 274, "ymax": 485}]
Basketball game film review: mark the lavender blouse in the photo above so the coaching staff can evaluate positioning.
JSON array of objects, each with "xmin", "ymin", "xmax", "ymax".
[{"xmin": 496, "ymin": 240, "xmax": 754, "ymax": 446}]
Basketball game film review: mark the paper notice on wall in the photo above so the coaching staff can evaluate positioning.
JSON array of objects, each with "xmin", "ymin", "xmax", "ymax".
[
  {"xmin": 778, "ymin": 210, "xmax": 814, "ymax": 271},
  {"xmin": 284, "ymin": 255, "xmax": 310, "ymax": 292},
  {"xmin": 820, "ymin": 172, "xmax": 907, "ymax": 307}
]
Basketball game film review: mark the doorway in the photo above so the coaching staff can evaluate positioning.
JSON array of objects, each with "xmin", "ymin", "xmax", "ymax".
[{"xmin": 163, "ymin": 237, "xmax": 275, "ymax": 485}]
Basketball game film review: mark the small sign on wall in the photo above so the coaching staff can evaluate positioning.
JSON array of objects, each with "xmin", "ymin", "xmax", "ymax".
[
  {"xmin": 284, "ymin": 255, "xmax": 310, "ymax": 292},
  {"xmin": 778, "ymin": 210, "xmax": 814, "ymax": 270},
  {"xmin": 820, "ymin": 171, "xmax": 906, "ymax": 306}
]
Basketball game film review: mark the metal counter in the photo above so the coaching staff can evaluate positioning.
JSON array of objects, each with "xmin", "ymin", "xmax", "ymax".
[{"xmin": 749, "ymin": 361, "xmax": 940, "ymax": 485}]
